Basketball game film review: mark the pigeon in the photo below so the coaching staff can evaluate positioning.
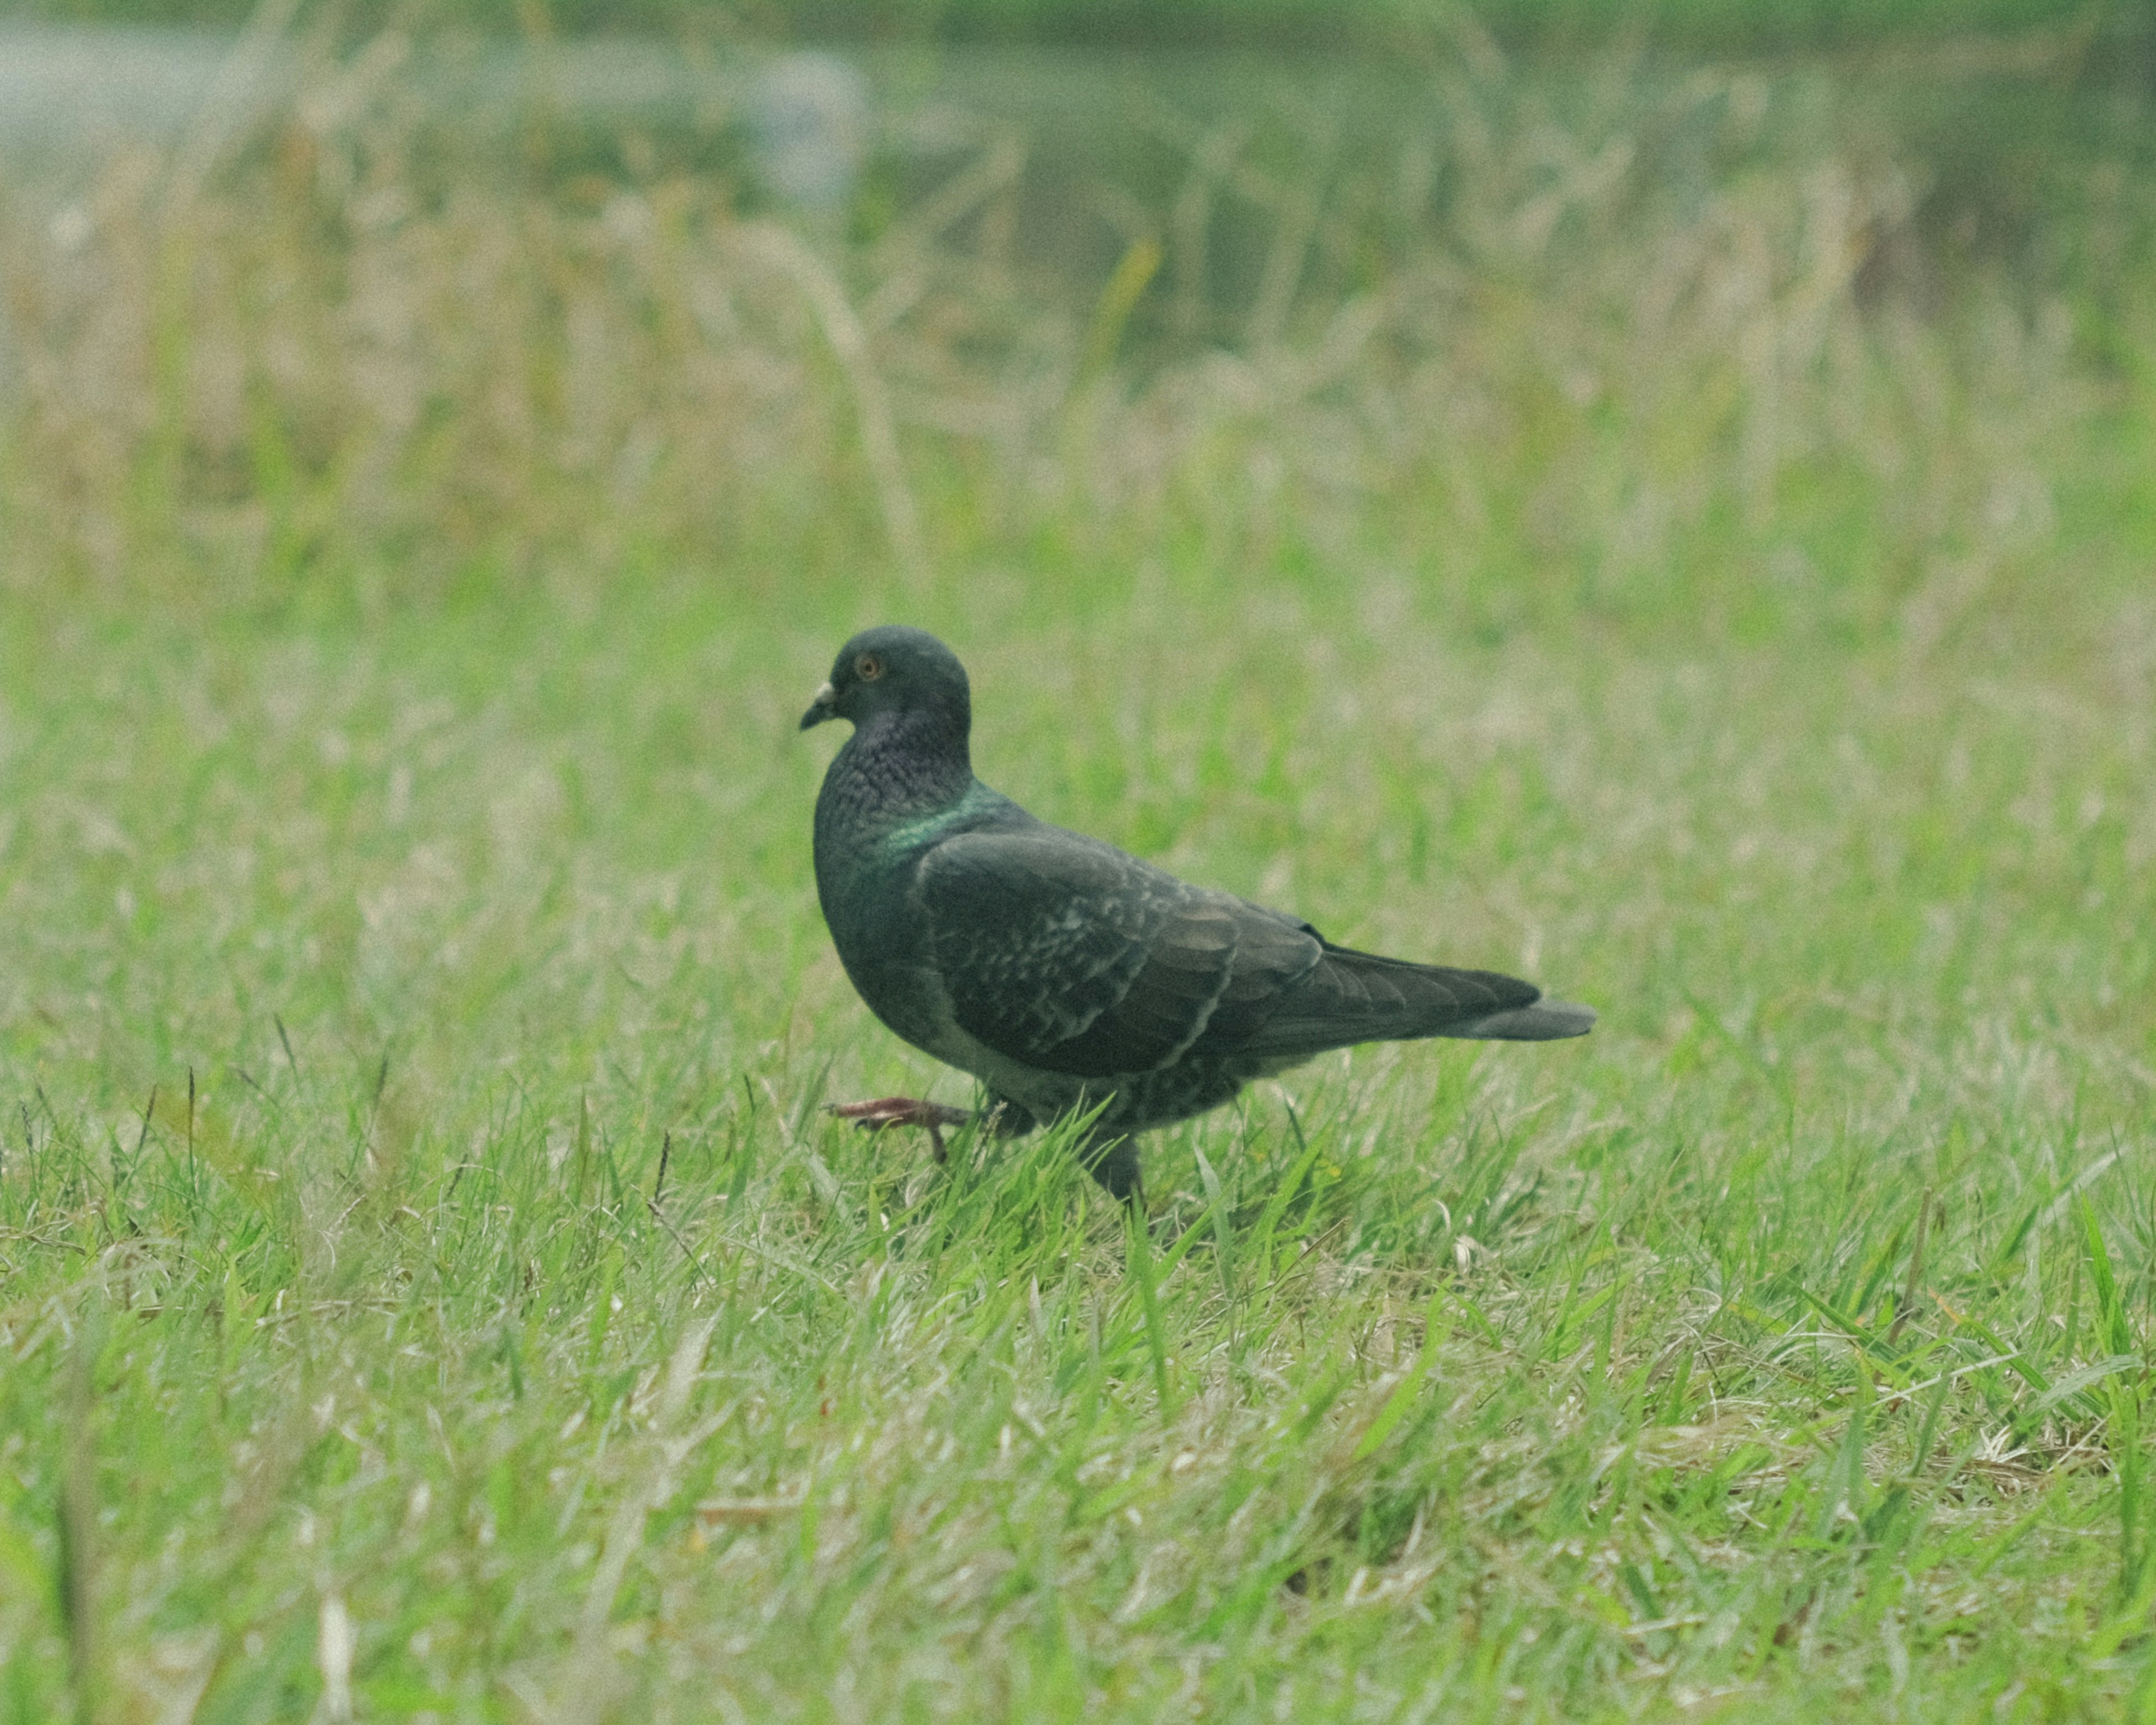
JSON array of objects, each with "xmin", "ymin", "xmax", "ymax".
[{"xmin": 802, "ymin": 626, "xmax": 1593, "ymax": 1201}]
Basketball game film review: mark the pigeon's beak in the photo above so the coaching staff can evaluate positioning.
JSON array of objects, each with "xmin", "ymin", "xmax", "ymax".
[{"xmin": 800, "ymin": 681, "xmax": 838, "ymax": 729}]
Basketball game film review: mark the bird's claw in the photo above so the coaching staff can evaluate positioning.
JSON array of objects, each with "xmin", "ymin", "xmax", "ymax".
[{"xmin": 826, "ymin": 1097, "xmax": 971, "ymax": 1162}]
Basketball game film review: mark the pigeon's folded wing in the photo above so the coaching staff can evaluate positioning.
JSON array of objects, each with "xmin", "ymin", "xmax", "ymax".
[{"xmin": 916, "ymin": 828, "xmax": 1323, "ymax": 1078}]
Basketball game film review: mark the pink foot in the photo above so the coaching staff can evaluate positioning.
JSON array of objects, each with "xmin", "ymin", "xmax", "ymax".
[{"xmin": 826, "ymin": 1096, "xmax": 971, "ymax": 1162}]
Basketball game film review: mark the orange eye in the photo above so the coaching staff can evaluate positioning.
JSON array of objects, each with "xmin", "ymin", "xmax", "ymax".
[{"xmin": 856, "ymin": 654, "xmax": 883, "ymax": 679}]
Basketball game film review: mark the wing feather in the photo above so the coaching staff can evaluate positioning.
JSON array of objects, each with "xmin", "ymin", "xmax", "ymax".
[
  {"xmin": 912, "ymin": 827, "xmax": 1575, "ymax": 1079},
  {"xmin": 915, "ymin": 829, "xmax": 1321, "ymax": 1078}
]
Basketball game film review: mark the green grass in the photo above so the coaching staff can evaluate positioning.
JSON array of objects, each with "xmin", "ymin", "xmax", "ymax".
[{"xmin": 3, "ymin": 32, "xmax": 2156, "ymax": 1724}]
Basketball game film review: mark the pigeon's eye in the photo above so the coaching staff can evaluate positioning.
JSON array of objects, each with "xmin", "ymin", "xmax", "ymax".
[{"xmin": 856, "ymin": 654, "xmax": 883, "ymax": 680}]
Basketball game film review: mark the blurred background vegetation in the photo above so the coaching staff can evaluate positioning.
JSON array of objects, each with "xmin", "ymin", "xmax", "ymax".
[
  {"xmin": 5, "ymin": 0, "xmax": 2151, "ymax": 56},
  {"xmin": 2, "ymin": 0, "xmax": 2151, "ymax": 638}
]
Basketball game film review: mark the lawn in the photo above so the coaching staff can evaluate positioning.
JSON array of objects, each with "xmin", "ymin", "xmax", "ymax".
[{"xmin": 1, "ymin": 24, "xmax": 2154, "ymax": 1723}]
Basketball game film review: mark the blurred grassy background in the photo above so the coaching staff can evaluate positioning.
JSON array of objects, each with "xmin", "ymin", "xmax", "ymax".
[
  {"xmin": 7, "ymin": 0, "xmax": 2153, "ymax": 57},
  {"xmin": 2, "ymin": 1, "xmax": 2154, "ymax": 1719},
  {"xmin": 6, "ymin": 3, "xmax": 2152, "ymax": 625}
]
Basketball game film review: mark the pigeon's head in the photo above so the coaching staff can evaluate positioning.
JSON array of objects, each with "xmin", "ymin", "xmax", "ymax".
[{"xmin": 800, "ymin": 626, "xmax": 971, "ymax": 737}]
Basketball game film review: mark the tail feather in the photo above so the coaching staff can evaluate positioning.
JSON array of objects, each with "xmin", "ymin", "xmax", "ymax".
[
  {"xmin": 1445, "ymin": 998, "xmax": 1596, "ymax": 1041},
  {"xmin": 1234, "ymin": 942, "xmax": 1590, "ymax": 1057}
]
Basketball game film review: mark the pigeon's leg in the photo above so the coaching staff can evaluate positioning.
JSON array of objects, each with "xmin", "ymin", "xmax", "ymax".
[
  {"xmin": 826, "ymin": 1097, "xmax": 972, "ymax": 1163},
  {"xmin": 1080, "ymin": 1134, "xmax": 1144, "ymax": 1207}
]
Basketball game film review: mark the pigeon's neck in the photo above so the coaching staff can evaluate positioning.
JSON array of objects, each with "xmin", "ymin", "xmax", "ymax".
[{"xmin": 820, "ymin": 706, "xmax": 978, "ymax": 845}]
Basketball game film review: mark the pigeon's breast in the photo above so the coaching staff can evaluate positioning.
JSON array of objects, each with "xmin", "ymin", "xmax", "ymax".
[
  {"xmin": 814, "ymin": 805, "xmax": 1007, "ymax": 1053},
  {"xmin": 816, "ymin": 839, "xmax": 939, "ymax": 1035}
]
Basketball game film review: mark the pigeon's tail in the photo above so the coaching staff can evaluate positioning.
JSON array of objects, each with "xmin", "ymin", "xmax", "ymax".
[
  {"xmin": 1234, "ymin": 943, "xmax": 1593, "ymax": 1057},
  {"xmin": 1444, "ymin": 997, "xmax": 1596, "ymax": 1041}
]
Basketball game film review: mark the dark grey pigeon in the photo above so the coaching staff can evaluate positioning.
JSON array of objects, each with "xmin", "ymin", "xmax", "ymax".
[{"xmin": 802, "ymin": 626, "xmax": 1593, "ymax": 1201}]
